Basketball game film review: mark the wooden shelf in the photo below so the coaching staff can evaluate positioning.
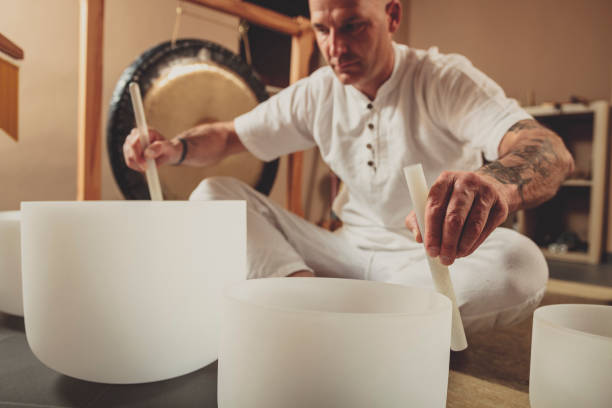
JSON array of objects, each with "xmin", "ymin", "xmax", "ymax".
[
  {"xmin": 524, "ymin": 103, "xmax": 594, "ymax": 117},
  {"xmin": 562, "ymin": 179, "xmax": 592, "ymax": 187},
  {"xmin": 0, "ymin": 32, "xmax": 23, "ymax": 142},
  {"xmin": 539, "ymin": 248, "xmax": 591, "ymax": 263}
]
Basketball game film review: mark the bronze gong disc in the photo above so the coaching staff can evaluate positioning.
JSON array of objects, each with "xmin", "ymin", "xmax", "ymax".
[{"xmin": 107, "ymin": 39, "xmax": 277, "ymax": 199}]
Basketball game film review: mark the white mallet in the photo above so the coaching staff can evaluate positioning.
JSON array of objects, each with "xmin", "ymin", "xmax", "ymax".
[
  {"xmin": 403, "ymin": 164, "xmax": 468, "ymax": 351},
  {"xmin": 129, "ymin": 82, "xmax": 163, "ymax": 201}
]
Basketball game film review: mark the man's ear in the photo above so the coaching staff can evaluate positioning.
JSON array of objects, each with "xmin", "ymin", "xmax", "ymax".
[{"xmin": 386, "ymin": 0, "xmax": 402, "ymax": 34}]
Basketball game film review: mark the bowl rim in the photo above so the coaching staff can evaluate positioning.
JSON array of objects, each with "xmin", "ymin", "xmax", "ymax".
[
  {"xmin": 0, "ymin": 210, "xmax": 20, "ymax": 220},
  {"xmin": 20, "ymin": 200, "xmax": 244, "ymax": 206},
  {"xmin": 534, "ymin": 303, "xmax": 612, "ymax": 342},
  {"xmin": 225, "ymin": 277, "xmax": 452, "ymax": 318}
]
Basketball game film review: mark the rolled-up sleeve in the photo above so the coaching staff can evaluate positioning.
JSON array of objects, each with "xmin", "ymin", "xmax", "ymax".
[
  {"xmin": 234, "ymin": 77, "xmax": 317, "ymax": 162},
  {"xmin": 424, "ymin": 52, "xmax": 532, "ymax": 161}
]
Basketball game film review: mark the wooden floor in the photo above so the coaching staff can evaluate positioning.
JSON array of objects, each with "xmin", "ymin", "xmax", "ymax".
[{"xmin": 446, "ymin": 279, "xmax": 612, "ymax": 407}]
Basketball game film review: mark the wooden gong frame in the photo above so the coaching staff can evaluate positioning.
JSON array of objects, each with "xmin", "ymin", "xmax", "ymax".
[{"xmin": 78, "ymin": 0, "xmax": 315, "ymax": 217}]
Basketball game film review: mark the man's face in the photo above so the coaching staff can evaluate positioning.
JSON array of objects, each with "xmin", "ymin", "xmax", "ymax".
[{"xmin": 309, "ymin": 0, "xmax": 399, "ymax": 95}]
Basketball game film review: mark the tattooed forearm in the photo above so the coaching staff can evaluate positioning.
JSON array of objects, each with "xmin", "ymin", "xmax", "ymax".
[
  {"xmin": 478, "ymin": 136, "xmax": 560, "ymax": 205},
  {"xmin": 477, "ymin": 119, "xmax": 574, "ymax": 211},
  {"xmin": 479, "ymin": 162, "xmax": 531, "ymax": 203},
  {"xmin": 508, "ymin": 138, "xmax": 558, "ymax": 178}
]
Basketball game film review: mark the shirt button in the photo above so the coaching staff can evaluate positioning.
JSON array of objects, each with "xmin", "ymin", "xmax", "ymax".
[
  {"xmin": 367, "ymin": 160, "xmax": 375, "ymax": 167},
  {"xmin": 366, "ymin": 143, "xmax": 373, "ymax": 149},
  {"xmin": 367, "ymin": 103, "xmax": 373, "ymax": 110},
  {"xmin": 368, "ymin": 123, "xmax": 374, "ymax": 130}
]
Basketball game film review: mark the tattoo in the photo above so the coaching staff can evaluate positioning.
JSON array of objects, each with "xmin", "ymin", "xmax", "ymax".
[
  {"xmin": 479, "ymin": 134, "xmax": 559, "ymax": 205},
  {"xmin": 481, "ymin": 162, "xmax": 532, "ymax": 203}
]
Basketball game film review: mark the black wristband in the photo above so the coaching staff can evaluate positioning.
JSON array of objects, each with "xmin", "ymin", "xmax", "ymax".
[{"xmin": 174, "ymin": 138, "xmax": 188, "ymax": 166}]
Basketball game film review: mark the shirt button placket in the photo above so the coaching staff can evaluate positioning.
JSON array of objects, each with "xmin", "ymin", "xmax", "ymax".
[{"xmin": 366, "ymin": 116, "xmax": 376, "ymax": 172}]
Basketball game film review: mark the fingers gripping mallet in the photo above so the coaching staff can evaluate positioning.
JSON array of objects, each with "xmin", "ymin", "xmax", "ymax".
[
  {"xmin": 403, "ymin": 164, "xmax": 468, "ymax": 351},
  {"xmin": 129, "ymin": 82, "xmax": 164, "ymax": 201}
]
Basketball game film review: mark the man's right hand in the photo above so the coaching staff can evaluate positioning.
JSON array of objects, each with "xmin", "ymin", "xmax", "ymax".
[
  {"xmin": 123, "ymin": 121, "xmax": 246, "ymax": 173},
  {"xmin": 123, "ymin": 128, "xmax": 183, "ymax": 172}
]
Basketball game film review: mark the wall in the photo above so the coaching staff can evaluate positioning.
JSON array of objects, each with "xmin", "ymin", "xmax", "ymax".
[
  {"xmin": 0, "ymin": 0, "xmax": 79, "ymax": 210},
  {"xmin": 405, "ymin": 0, "xmax": 612, "ymax": 105}
]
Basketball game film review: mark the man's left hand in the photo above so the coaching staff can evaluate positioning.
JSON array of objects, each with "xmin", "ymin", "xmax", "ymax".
[{"xmin": 405, "ymin": 171, "xmax": 511, "ymax": 265}]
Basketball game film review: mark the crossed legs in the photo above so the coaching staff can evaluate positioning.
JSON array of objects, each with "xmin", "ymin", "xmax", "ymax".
[{"xmin": 190, "ymin": 177, "xmax": 548, "ymax": 332}]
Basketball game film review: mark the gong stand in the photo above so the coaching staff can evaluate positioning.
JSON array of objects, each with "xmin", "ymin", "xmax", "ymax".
[{"xmin": 78, "ymin": 0, "xmax": 315, "ymax": 217}]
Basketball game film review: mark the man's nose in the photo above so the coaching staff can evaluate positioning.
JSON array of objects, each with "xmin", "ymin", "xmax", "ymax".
[{"xmin": 329, "ymin": 29, "xmax": 347, "ymax": 57}]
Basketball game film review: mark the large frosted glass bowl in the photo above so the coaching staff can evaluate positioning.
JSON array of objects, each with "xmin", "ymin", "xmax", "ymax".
[
  {"xmin": 218, "ymin": 277, "xmax": 452, "ymax": 408},
  {"xmin": 530, "ymin": 304, "xmax": 612, "ymax": 408},
  {"xmin": 20, "ymin": 201, "xmax": 245, "ymax": 384},
  {"xmin": 0, "ymin": 211, "xmax": 22, "ymax": 316}
]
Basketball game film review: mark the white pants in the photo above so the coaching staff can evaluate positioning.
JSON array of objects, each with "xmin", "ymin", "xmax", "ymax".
[{"xmin": 191, "ymin": 177, "xmax": 548, "ymax": 333}]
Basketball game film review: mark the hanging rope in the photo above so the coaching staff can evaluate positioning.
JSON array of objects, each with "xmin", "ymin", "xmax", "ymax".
[
  {"xmin": 238, "ymin": 19, "xmax": 252, "ymax": 66},
  {"xmin": 171, "ymin": 1, "xmax": 183, "ymax": 48}
]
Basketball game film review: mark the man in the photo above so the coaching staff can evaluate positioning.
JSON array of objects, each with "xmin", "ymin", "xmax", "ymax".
[{"xmin": 123, "ymin": 0, "xmax": 574, "ymax": 332}]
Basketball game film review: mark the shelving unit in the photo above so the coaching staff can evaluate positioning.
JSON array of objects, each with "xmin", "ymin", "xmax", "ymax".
[{"xmin": 517, "ymin": 101, "xmax": 610, "ymax": 264}]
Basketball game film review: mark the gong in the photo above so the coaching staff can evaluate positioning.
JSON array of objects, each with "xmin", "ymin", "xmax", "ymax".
[{"xmin": 107, "ymin": 39, "xmax": 278, "ymax": 199}]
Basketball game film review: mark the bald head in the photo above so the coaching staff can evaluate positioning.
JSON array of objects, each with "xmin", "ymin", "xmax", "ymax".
[
  {"xmin": 308, "ymin": 0, "xmax": 401, "ymax": 46},
  {"xmin": 308, "ymin": 0, "xmax": 401, "ymax": 99},
  {"xmin": 309, "ymin": 0, "xmax": 389, "ymax": 8},
  {"xmin": 309, "ymin": 0, "xmax": 389, "ymax": 17}
]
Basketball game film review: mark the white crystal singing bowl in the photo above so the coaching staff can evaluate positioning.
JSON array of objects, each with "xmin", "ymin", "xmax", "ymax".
[
  {"xmin": 530, "ymin": 304, "xmax": 612, "ymax": 408},
  {"xmin": 0, "ymin": 211, "xmax": 23, "ymax": 316},
  {"xmin": 20, "ymin": 201, "xmax": 246, "ymax": 384},
  {"xmin": 218, "ymin": 278, "xmax": 452, "ymax": 408}
]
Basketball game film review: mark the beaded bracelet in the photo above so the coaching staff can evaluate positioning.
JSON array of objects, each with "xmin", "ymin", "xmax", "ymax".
[{"xmin": 174, "ymin": 138, "xmax": 188, "ymax": 166}]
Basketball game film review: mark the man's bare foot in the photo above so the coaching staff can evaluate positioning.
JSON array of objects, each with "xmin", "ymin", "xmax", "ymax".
[{"xmin": 288, "ymin": 270, "xmax": 315, "ymax": 277}]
